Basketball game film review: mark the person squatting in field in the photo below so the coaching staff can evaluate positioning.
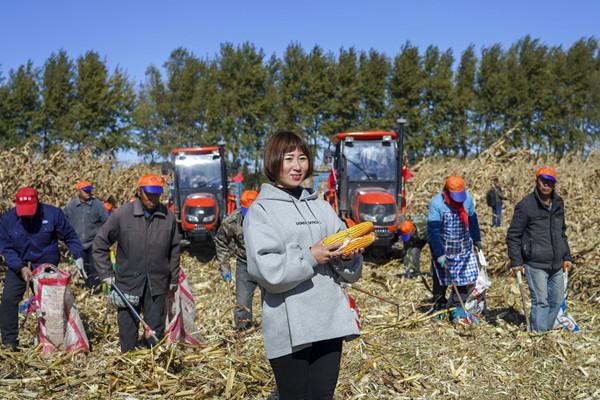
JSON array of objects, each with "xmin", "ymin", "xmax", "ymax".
[
  {"xmin": 399, "ymin": 212, "xmax": 429, "ymax": 279},
  {"xmin": 64, "ymin": 180, "xmax": 109, "ymax": 291},
  {"xmin": 93, "ymin": 174, "xmax": 180, "ymax": 353},
  {"xmin": 215, "ymin": 189, "xmax": 260, "ymax": 331},
  {"xmin": 243, "ymin": 131, "xmax": 364, "ymax": 400},
  {"xmin": 427, "ymin": 175, "xmax": 482, "ymax": 324},
  {"xmin": 506, "ymin": 167, "xmax": 573, "ymax": 333},
  {"xmin": 0, "ymin": 187, "xmax": 84, "ymax": 349}
]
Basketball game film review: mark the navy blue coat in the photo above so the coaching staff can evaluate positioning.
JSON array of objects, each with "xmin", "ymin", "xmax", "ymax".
[{"xmin": 0, "ymin": 203, "xmax": 84, "ymax": 272}]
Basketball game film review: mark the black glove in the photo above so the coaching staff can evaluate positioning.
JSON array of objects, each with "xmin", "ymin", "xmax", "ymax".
[{"xmin": 474, "ymin": 241, "xmax": 482, "ymax": 252}]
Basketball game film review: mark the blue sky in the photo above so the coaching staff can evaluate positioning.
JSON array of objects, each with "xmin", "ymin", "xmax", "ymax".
[
  {"xmin": 1, "ymin": 1, "xmax": 598, "ymax": 85},
  {"xmin": 1, "ymin": 1, "xmax": 598, "ymax": 163}
]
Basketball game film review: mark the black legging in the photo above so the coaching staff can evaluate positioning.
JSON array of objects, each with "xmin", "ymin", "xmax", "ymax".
[{"xmin": 269, "ymin": 337, "xmax": 343, "ymax": 400}]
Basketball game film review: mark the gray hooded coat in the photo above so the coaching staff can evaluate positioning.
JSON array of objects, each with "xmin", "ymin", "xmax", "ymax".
[{"xmin": 243, "ymin": 183, "xmax": 362, "ymax": 359}]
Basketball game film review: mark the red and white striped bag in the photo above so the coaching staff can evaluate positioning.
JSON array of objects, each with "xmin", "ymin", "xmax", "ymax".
[
  {"xmin": 164, "ymin": 268, "xmax": 205, "ymax": 346},
  {"xmin": 32, "ymin": 264, "xmax": 89, "ymax": 354}
]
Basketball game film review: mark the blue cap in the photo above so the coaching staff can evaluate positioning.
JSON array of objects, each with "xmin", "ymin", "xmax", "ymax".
[
  {"xmin": 449, "ymin": 190, "xmax": 466, "ymax": 202},
  {"xmin": 141, "ymin": 185, "xmax": 164, "ymax": 194},
  {"xmin": 445, "ymin": 175, "xmax": 467, "ymax": 203}
]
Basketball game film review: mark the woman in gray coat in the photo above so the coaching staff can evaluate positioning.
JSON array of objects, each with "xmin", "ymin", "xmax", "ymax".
[{"xmin": 243, "ymin": 131, "xmax": 363, "ymax": 400}]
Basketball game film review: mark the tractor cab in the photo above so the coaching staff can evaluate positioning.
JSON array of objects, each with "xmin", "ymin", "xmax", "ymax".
[
  {"xmin": 171, "ymin": 146, "xmax": 231, "ymax": 244},
  {"xmin": 330, "ymin": 131, "xmax": 402, "ymax": 246}
]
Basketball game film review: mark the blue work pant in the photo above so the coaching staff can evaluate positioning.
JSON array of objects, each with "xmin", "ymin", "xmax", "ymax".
[
  {"xmin": 491, "ymin": 205, "xmax": 502, "ymax": 227},
  {"xmin": 524, "ymin": 265, "xmax": 564, "ymax": 333}
]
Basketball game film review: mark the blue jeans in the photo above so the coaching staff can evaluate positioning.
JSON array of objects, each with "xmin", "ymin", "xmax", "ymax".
[
  {"xmin": 524, "ymin": 265, "xmax": 564, "ymax": 333},
  {"xmin": 491, "ymin": 205, "xmax": 502, "ymax": 227}
]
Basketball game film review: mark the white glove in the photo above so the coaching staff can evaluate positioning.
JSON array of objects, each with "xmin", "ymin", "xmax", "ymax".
[
  {"xmin": 102, "ymin": 276, "xmax": 115, "ymax": 286},
  {"xmin": 169, "ymin": 283, "xmax": 178, "ymax": 291},
  {"xmin": 75, "ymin": 258, "xmax": 87, "ymax": 279}
]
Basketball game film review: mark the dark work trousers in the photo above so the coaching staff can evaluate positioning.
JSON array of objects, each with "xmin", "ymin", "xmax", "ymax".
[
  {"xmin": 404, "ymin": 239, "xmax": 427, "ymax": 277},
  {"xmin": 117, "ymin": 283, "xmax": 166, "ymax": 352},
  {"xmin": 431, "ymin": 260, "xmax": 448, "ymax": 309},
  {"xmin": 0, "ymin": 269, "xmax": 28, "ymax": 346},
  {"xmin": 447, "ymin": 284, "xmax": 469, "ymax": 310},
  {"xmin": 234, "ymin": 260, "xmax": 258, "ymax": 330},
  {"xmin": 82, "ymin": 247, "xmax": 101, "ymax": 290},
  {"xmin": 269, "ymin": 337, "xmax": 343, "ymax": 400}
]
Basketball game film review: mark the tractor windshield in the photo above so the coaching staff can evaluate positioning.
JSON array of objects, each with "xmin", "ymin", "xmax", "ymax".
[
  {"xmin": 176, "ymin": 155, "xmax": 222, "ymax": 189},
  {"xmin": 344, "ymin": 141, "xmax": 396, "ymax": 181}
]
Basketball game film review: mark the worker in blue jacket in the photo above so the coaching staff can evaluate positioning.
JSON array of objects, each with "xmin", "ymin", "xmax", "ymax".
[
  {"xmin": 0, "ymin": 187, "xmax": 84, "ymax": 349},
  {"xmin": 427, "ymin": 176, "xmax": 482, "ymax": 324}
]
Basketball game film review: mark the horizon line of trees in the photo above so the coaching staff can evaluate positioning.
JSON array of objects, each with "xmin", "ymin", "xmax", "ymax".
[{"xmin": 0, "ymin": 35, "xmax": 599, "ymax": 171}]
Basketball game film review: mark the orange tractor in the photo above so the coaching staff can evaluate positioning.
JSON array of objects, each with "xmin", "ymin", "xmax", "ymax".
[
  {"xmin": 325, "ymin": 130, "xmax": 408, "ymax": 251},
  {"xmin": 168, "ymin": 143, "xmax": 236, "ymax": 246}
]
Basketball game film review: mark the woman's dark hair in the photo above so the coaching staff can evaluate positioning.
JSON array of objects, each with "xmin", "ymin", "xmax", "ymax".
[{"xmin": 263, "ymin": 131, "xmax": 314, "ymax": 183}]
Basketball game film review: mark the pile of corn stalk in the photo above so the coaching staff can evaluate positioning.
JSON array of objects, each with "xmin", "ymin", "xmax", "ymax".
[{"xmin": 0, "ymin": 134, "xmax": 598, "ymax": 399}]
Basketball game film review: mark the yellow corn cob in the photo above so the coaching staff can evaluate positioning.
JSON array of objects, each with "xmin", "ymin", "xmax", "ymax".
[
  {"xmin": 323, "ymin": 221, "xmax": 374, "ymax": 246},
  {"xmin": 342, "ymin": 232, "xmax": 376, "ymax": 256}
]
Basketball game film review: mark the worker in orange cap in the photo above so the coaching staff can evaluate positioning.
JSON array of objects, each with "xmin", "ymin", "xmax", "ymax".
[
  {"xmin": 507, "ymin": 167, "xmax": 572, "ymax": 333},
  {"xmin": 93, "ymin": 174, "xmax": 180, "ymax": 352},
  {"xmin": 64, "ymin": 180, "xmax": 109, "ymax": 291},
  {"xmin": 215, "ymin": 189, "xmax": 259, "ymax": 331},
  {"xmin": 427, "ymin": 175, "xmax": 482, "ymax": 324},
  {"xmin": 399, "ymin": 212, "xmax": 428, "ymax": 279}
]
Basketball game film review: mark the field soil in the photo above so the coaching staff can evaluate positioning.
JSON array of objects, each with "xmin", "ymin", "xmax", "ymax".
[{"xmin": 0, "ymin": 142, "xmax": 599, "ymax": 399}]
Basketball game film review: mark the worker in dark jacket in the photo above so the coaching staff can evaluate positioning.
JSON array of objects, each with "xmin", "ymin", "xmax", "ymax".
[
  {"xmin": 506, "ymin": 167, "xmax": 572, "ymax": 333},
  {"xmin": 93, "ymin": 174, "xmax": 180, "ymax": 352},
  {"xmin": 486, "ymin": 179, "xmax": 508, "ymax": 227},
  {"xmin": 215, "ymin": 189, "xmax": 259, "ymax": 331},
  {"xmin": 0, "ymin": 187, "xmax": 84, "ymax": 349},
  {"xmin": 64, "ymin": 180, "xmax": 109, "ymax": 290}
]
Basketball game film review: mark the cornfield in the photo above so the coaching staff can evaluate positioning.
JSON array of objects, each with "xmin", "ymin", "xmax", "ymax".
[{"xmin": 0, "ymin": 136, "xmax": 599, "ymax": 399}]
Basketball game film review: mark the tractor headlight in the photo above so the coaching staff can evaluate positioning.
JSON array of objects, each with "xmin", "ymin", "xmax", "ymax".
[
  {"xmin": 358, "ymin": 203, "xmax": 397, "ymax": 226},
  {"xmin": 185, "ymin": 206, "xmax": 216, "ymax": 224}
]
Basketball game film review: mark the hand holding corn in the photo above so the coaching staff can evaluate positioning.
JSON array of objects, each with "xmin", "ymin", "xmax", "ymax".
[
  {"xmin": 320, "ymin": 222, "xmax": 376, "ymax": 261},
  {"xmin": 312, "ymin": 238, "xmax": 345, "ymax": 264}
]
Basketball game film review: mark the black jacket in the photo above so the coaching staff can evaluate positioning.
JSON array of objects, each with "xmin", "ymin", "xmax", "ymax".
[
  {"xmin": 506, "ymin": 188, "xmax": 572, "ymax": 270},
  {"xmin": 93, "ymin": 199, "xmax": 180, "ymax": 296}
]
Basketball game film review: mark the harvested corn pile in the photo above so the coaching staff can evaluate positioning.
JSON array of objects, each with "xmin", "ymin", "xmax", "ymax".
[
  {"xmin": 0, "ymin": 143, "xmax": 149, "ymax": 212},
  {"xmin": 0, "ymin": 136, "xmax": 599, "ymax": 399},
  {"xmin": 1, "ymin": 256, "xmax": 598, "ymax": 399}
]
